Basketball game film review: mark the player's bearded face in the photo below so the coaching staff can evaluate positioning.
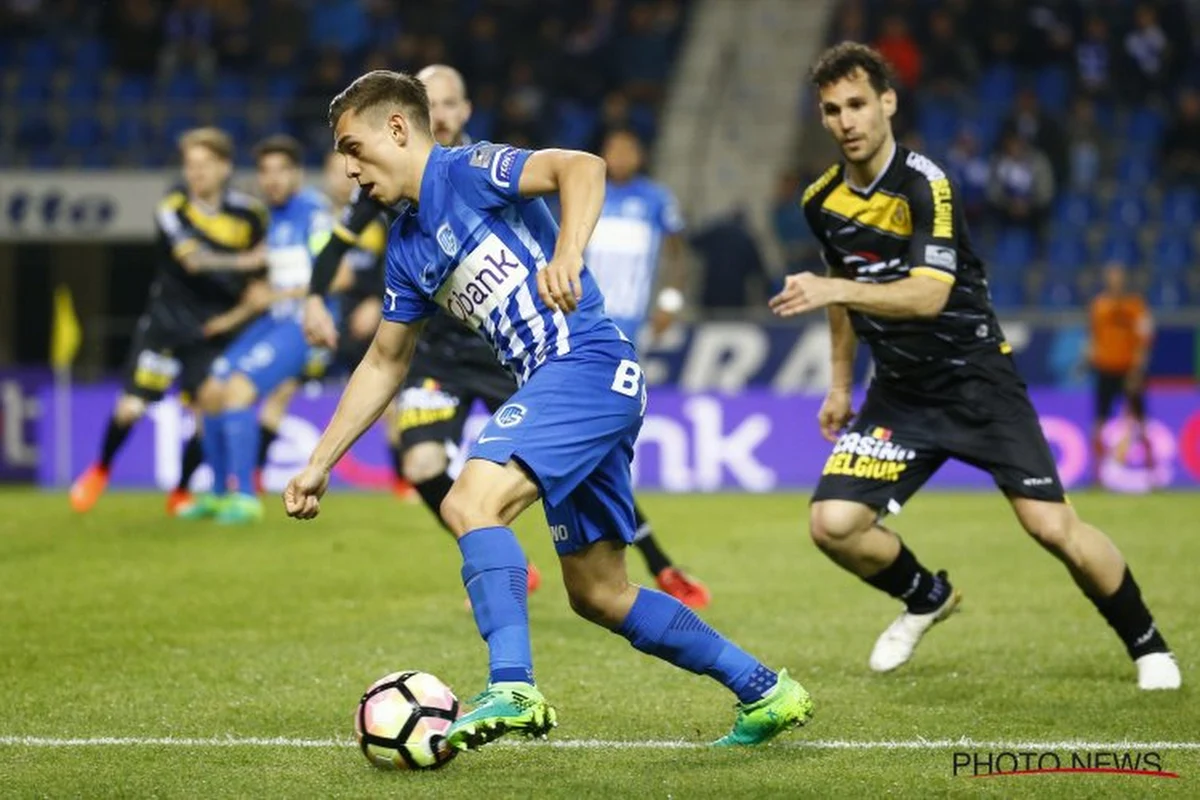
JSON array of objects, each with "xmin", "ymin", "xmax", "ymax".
[
  {"xmin": 819, "ymin": 72, "xmax": 896, "ymax": 164},
  {"xmin": 256, "ymin": 153, "xmax": 300, "ymax": 206},
  {"xmin": 426, "ymin": 81, "xmax": 470, "ymax": 146}
]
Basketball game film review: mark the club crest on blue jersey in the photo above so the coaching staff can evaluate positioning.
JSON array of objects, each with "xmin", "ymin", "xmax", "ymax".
[
  {"xmin": 495, "ymin": 403, "xmax": 527, "ymax": 427},
  {"xmin": 436, "ymin": 221, "xmax": 459, "ymax": 257}
]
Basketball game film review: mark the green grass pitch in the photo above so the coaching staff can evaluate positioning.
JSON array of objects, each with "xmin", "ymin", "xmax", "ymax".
[{"xmin": 1, "ymin": 488, "xmax": 1196, "ymax": 798}]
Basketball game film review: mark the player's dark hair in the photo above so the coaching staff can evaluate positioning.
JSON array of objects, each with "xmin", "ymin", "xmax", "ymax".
[
  {"xmin": 602, "ymin": 126, "xmax": 644, "ymax": 148},
  {"xmin": 178, "ymin": 127, "xmax": 234, "ymax": 162},
  {"xmin": 328, "ymin": 70, "xmax": 432, "ymax": 135},
  {"xmin": 810, "ymin": 42, "xmax": 895, "ymax": 95},
  {"xmin": 253, "ymin": 134, "xmax": 304, "ymax": 166}
]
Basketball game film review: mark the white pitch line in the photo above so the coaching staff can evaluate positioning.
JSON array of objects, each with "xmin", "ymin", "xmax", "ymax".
[{"xmin": 1, "ymin": 736, "xmax": 1199, "ymax": 751}]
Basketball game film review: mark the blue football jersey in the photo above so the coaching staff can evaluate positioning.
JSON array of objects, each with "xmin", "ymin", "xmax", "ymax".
[
  {"xmin": 266, "ymin": 187, "xmax": 332, "ymax": 317},
  {"xmin": 584, "ymin": 176, "xmax": 684, "ymax": 341},
  {"xmin": 381, "ymin": 143, "xmax": 624, "ymax": 384}
]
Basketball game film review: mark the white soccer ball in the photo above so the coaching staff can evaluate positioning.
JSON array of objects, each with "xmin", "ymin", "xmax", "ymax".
[{"xmin": 354, "ymin": 670, "xmax": 460, "ymax": 770}]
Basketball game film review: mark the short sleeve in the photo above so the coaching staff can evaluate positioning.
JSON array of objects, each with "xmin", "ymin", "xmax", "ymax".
[
  {"xmin": 381, "ymin": 235, "xmax": 437, "ymax": 323},
  {"xmin": 658, "ymin": 187, "xmax": 685, "ymax": 235},
  {"xmin": 155, "ymin": 191, "xmax": 198, "ymax": 258},
  {"xmin": 449, "ymin": 143, "xmax": 534, "ymax": 209},
  {"xmin": 906, "ymin": 170, "xmax": 959, "ymax": 286}
]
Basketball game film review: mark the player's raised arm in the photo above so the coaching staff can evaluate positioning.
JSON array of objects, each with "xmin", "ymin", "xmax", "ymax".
[
  {"xmin": 518, "ymin": 149, "xmax": 607, "ymax": 313},
  {"xmin": 284, "ymin": 317, "xmax": 424, "ymax": 519}
]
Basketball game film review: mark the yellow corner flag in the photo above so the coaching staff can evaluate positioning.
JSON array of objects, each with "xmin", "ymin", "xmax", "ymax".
[{"xmin": 50, "ymin": 284, "xmax": 82, "ymax": 371}]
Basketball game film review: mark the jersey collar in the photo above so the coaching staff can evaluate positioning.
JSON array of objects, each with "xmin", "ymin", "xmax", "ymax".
[
  {"xmin": 844, "ymin": 140, "xmax": 898, "ymax": 196},
  {"xmin": 410, "ymin": 144, "xmax": 446, "ymax": 236}
]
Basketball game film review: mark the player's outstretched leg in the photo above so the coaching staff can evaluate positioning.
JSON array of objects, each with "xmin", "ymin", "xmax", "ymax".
[
  {"xmin": 70, "ymin": 395, "xmax": 146, "ymax": 512},
  {"xmin": 632, "ymin": 501, "xmax": 710, "ymax": 609},
  {"xmin": 441, "ymin": 462, "xmax": 554, "ymax": 751},
  {"xmin": 1011, "ymin": 498, "xmax": 1180, "ymax": 690},
  {"xmin": 561, "ymin": 540, "xmax": 812, "ymax": 746},
  {"xmin": 811, "ymin": 500, "xmax": 961, "ymax": 673},
  {"xmin": 167, "ymin": 429, "xmax": 204, "ymax": 515}
]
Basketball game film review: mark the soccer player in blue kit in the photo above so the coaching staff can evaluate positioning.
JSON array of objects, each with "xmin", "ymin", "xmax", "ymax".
[
  {"xmin": 284, "ymin": 71, "xmax": 813, "ymax": 749},
  {"xmin": 184, "ymin": 135, "xmax": 334, "ymax": 524}
]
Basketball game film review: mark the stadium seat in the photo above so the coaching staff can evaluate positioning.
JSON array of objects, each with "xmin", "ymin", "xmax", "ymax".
[
  {"xmin": 1037, "ymin": 277, "xmax": 1080, "ymax": 308},
  {"xmin": 464, "ymin": 109, "xmax": 496, "ymax": 144},
  {"xmin": 71, "ymin": 37, "xmax": 108, "ymax": 72},
  {"xmin": 162, "ymin": 112, "xmax": 201, "ymax": 143},
  {"xmin": 113, "ymin": 75, "xmax": 152, "ymax": 108},
  {"xmin": 19, "ymin": 37, "xmax": 57, "ymax": 73},
  {"xmin": 214, "ymin": 73, "xmax": 250, "ymax": 104},
  {"xmin": 13, "ymin": 70, "xmax": 52, "ymax": 103},
  {"xmin": 111, "ymin": 115, "xmax": 150, "ymax": 150},
  {"xmin": 989, "ymin": 227, "xmax": 1038, "ymax": 277},
  {"xmin": 1123, "ymin": 106, "xmax": 1166, "ymax": 149},
  {"xmin": 554, "ymin": 102, "xmax": 598, "ymax": 151},
  {"xmin": 976, "ymin": 64, "xmax": 1017, "ymax": 110},
  {"xmin": 162, "ymin": 71, "xmax": 204, "ymax": 103},
  {"xmin": 1052, "ymin": 191, "xmax": 1098, "ymax": 227},
  {"xmin": 1104, "ymin": 191, "xmax": 1150, "ymax": 229},
  {"xmin": 216, "ymin": 113, "xmax": 250, "ymax": 148},
  {"xmin": 65, "ymin": 115, "xmax": 104, "ymax": 149},
  {"xmin": 1113, "ymin": 152, "xmax": 1155, "ymax": 191},
  {"xmin": 28, "ymin": 146, "xmax": 59, "ymax": 169},
  {"xmin": 1146, "ymin": 273, "xmax": 1188, "ymax": 309},
  {"xmin": 15, "ymin": 113, "xmax": 54, "ymax": 149},
  {"xmin": 1098, "ymin": 233, "xmax": 1143, "ymax": 266},
  {"xmin": 986, "ymin": 277, "xmax": 1023, "ymax": 310},
  {"xmin": 1045, "ymin": 231, "xmax": 1091, "ymax": 276},
  {"xmin": 265, "ymin": 75, "xmax": 299, "ymax": 103},
  {"xmin": 1034, "ymin": 66, "xmax": 1071, "ymax": 110},
  {"xmin": 63, "ymin": 75, "xmax": 102, "ymax": 104},
  {"xmin": 1152, "ymin": 231, "xmax": 1194, "ymax": 276},
  {"xmin": 1160, "ymin": 187, "xmax": 1200, "ymax": 228},
  {"xmin": 917, "ymin": 98, "xmax": 959, "ymax": 152}
]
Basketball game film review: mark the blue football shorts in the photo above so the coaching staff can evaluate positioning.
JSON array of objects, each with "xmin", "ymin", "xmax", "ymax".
[
  {"xmin": 468, "ymin": 340, "xmax": 646, "ymax": 556},
  {"xmin": 211, "ymin": 313, "xmax": 328, "ymax": 394}
]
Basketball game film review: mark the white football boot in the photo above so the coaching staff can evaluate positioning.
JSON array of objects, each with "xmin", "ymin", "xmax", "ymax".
[
  {"xmin": 869, "ymin": 575, "xmax": 962, "ymax": 673},
  {"xmin": 1136, "ymin": 652, "xmax": 1182, "ymax": 690}
]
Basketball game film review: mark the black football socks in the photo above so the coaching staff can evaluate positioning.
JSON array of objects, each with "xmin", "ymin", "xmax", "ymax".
[
  {"xmin": 865, "ymin": 541, "xmax": 951, "ymax": 614},
  {"xmin": 1089, "ymin": 567, "xmax": 1169, "ymax": 659}
]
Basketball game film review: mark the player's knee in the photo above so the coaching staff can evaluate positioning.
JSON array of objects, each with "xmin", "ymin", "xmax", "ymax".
[
  {"xmin": 114, "ymin": 395, "xmax": 146, "ymax": 426},
  {"xmin": 1020, "ymin": 503, "xmax": 1078, "ymax": 553},
  {"xmin": 223, "ymin": 374, "xmax": 259, "ymax": 411},
  {"xmin": 194, "ymin": 379, "xmax": 224, "ymax": 415},
  {"xmin": 402, "ymin": 443, "xmax": 449, "ymax": 485},
  {"xmin": 809, "ymin": 500, "xmax": 875, "ymax": 551},
  {"xmin": 439, "ymin": 483, "xmax": 477, "ymax": 537},
  {"xmin": 564, "ymin": 580, "xmax": 628, "ymax": 628}
]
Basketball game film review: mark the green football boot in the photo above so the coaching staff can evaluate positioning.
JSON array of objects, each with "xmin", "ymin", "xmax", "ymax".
[
  {"xmin": 214, "ymin": 493, "xmax": 263, "ymax": 525},
  {"xmin": 712, "ymin": 669, "xmax": 814, "ymax": 746},
  {"xmin": 445, "ymin": 682, "xmax": 557, "ymax": 751},
  {"xmin": 175, "ymin": 493, "xmax": 224, "ymax": 521}
]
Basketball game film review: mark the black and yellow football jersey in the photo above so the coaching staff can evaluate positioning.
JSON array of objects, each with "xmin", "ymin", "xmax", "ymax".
[{"xmin": 802, "ymin": 144, "xmax": 1012, "ymax": 401}]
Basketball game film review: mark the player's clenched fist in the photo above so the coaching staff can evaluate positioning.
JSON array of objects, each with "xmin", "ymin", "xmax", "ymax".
[
  {"xmin": 284, "ymin": 464, "xmax": 331, "ymax": 520},
  {"xmin": 303, "ymin": 295, "xmax": 340, "ymax": 349},
  {"xmin": 538, "ymin": 251, "xmax": 584, "ymax": 313}
]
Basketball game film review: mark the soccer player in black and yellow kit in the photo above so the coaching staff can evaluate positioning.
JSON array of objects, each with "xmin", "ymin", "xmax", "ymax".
[
  {"xmin": 70, "ymin": 128, "xmax": 269, "ymax": 515},
  {"xmin": 772, "ymin": 43, "xmax": 1179, "ymax": 689}
]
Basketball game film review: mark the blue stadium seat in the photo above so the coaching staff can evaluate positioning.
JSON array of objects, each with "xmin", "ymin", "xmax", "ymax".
[
  {"xmin": 1104, "ymin": 192, "xmax": 1150, "ymax": 229},
  {"xmin": 217, "ymin": 113, "xmax": 250, "ymax": 148},
  {"xmin": 113, "ymin": 75, "xmax": 152, "ymax": 107},
  {"xmin": 1124, "ymin": 106, "xmax": 1166, "ymax": 148},
  {"xmin": 111, "ymin": 115, "xmax": 150, "ymax": 150},
  {"xmin": 1113, "ymin": 152, "xmax": 1155, "ymax": 190},
  {"xmin": 15, "ymin": 113, "xmax": 54, "ymax": 149},
  {"xmin": 918, "ymin": 98, "xmax": 959, "ymax": 152},
  {"xmin": 63, "ymin": 75, "xmax": 102, "ymax": 104},
  {"xmin": 162, "ymin": 112, "xmax": 200, "ymax": 143},
  {"xmin": 1152, "ymin": 231, "xmax": 1194, "ymax": 276},
  {"xmin": 1098, "ymin": 233, "xmax": 1142, "ymax": 266},
  {"xmin": 1034, "ymin": 66, "xmax": 1071, "ymax": 110},
  {"xmin": 14, "ymin": 71, "xmax": 52, "ymax": 103},
  {"xmin": 19, "ymin": 38, "xmax": 57, "ymax": 73},
  {"xmin": 986, "ymin": 277, "xmax": 1023, "ymax": 310},
  {"xmin": 1045, "ymin": 231, "xmax": 1091, "ymax": 275},
  {"xmin": 629, "ymin": 103, "xmax": 657, "ymax": 144},
  {"xmin": 1146, "ymin": 273, "xmax": 1188, "ymax": 309},
  {"xmin": 554, "ymin": 102, "xmax": 598, "ymax": 151},
  {"xmin": 162, "ymin": 71, "xmax": 204, "ymax": 103},
  {"xmin": 976, "ymin": 64, "xmax": 1017, "ymax": 110},
  {"xmin": 990, "ymin": 227, "xmax": 1038, "ymax": 274},
  {"xmin": 265, "ymin": 75, "xmax": 299, "ymax": 103},
  {"xmin": 65, "ymin": 115, "xmax": 104, "ymax": 149},
  {"xmin": 464, "ymin": 109, "xmax": 496, "ymax": 144},
  {"xmin": 71, "ymin": 38, "xmax": 107, "ymax": 72},
  {"xmin": 1052, "ymin": 191, "xmax": 1098, "ymax": 227},
  {"xmin": 1038, "ymin": 277, "xmax": 1080, "ymax": 308},
  {"xmin": 79, "ymin": 146, "xmax": 114, "ymax": 169},
  {"xmin": 215, "ymin": 73, "xmax": 250, "ymax": 104},
  {"xmin": 29, "ymin": 146, "xmax": 59, "ymax": 169},
  {"xmin": 1160, "ymin": 187, "xmax": 1200, "ymax": 228}
]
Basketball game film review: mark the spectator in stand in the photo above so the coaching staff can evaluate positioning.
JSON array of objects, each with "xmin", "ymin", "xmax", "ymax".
[
  {"xmin": 874, "ymin": 15, "xmax": 921, "ymax": 90},
  {"xmin": 1076, "ymin": 15, "xmax": 1114, "ymax": 101},
  {"xmin": 213, "ymin": 0, "xmax": 255, "ymax": 72},
  {"xmin": 291, "ymin": 49, "xmax": 346, "ymax": 150},
  {"xmin": 827, "ymin": 0, "xmax": 866, "ymax": 45},
  {"xmin": 988, "ymin": 132, "xmax": 1056, "ymax": 236},
  {"xmin": 690, "ymin": 210, "xmax": 771, "ymax": 311},
  {"xmin": 1067, "ymin": 97, "xmax": 1103, "ymax": 191},
  {"xmin": 307, "ymin": 0, "xmax": 369, "ymax": 58},
  {"xmin": 1002, "ymin": 87, "xmax": 1068, "ymax": 193},
  {"xmin": 103, "ymin": 0, "xmax": 164, "ymax": 76},
  {"xmin": 1124, "ymin": 3, "xmax": 1173, "ymax": 102},
  {"xmin": 159, "ymin": 0, "xmax": 216, "ymax": 80},
  {"xmin": 616, "ymin": 1, "xmax": 676, "ymax": 105},
  {"xmin": 945, "ymin": 127, "xmax": 991, "ymax": 228},
  {"xmin": 1024, "ymin": 0, "xmax": 1078, "ymax": 67},
  {"xmin": 1161, "ymin": 87, "xmax": 1200, "ymax": 186},
  {"xmin": 920, "ymin": 8, "xmax": 978, "ymax": 101},
  {"xmin": 259, "ymin": 0, "xmax": 306, "ymax": 74},
  {"xmin": 772, "ymin": 171, "xmax": 816, "ymax": 276}
]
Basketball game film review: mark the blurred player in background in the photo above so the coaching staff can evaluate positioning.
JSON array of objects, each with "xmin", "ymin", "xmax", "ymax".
[
  {"xmin": 252, "ymin": 149, "xmax": 393, "ymax": 496},
  {"xmin": 286, "ymin": 69, "xmax": 812, "ymax": 750},
  {"xmin": 303, "ymin": 65, "xmax": 709, "ymax": 609},
  {"xmin": 69, "ymin": 127, "xmax": 268, "ymax": 515},
  {"xmin": 776, "ymin": 43, "xmax": 1178, "ymax": 689},
  {"xmin": 181, "ymin": 135, "xmax": 334, "ymax": 524},
  {"xmin": 1087, "ymin": 262, "xmax": 1155, "ymax": 483},
  {"xmin": 584, "ymin": 127, "xmax": 708, "ymax": 606}
]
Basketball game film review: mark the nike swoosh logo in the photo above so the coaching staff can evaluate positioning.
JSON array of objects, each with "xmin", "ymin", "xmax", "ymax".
[{"xmin": 477, "ymin": 435, "xmax": 510, "ymax": 445}]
